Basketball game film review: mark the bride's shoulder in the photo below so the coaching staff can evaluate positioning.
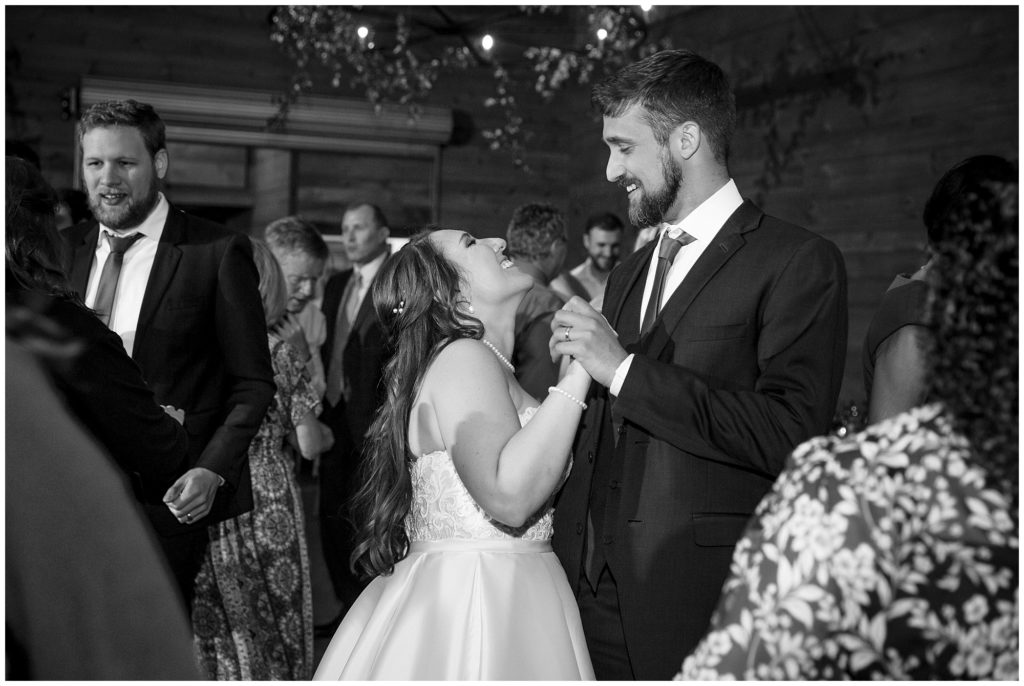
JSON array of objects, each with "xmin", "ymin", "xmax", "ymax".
[
  {"xmin": 420, "ymin": 338, "xmax": 509, "ymax": 405},
  {"xmin": 431, "ymin": 338, "xmax": 499, "ymax": 375}
]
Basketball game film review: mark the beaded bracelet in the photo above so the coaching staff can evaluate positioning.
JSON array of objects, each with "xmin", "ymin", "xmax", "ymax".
[{"xmin": 548, "ymin": 386, "xmax": 588, "ymax": 411}]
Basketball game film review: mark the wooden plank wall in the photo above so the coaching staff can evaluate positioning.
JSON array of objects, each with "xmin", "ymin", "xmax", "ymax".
[
  {"xmin": 6, "ymin": 5, "xmax": 1018, "ymax": 416},
  {"xmin": 5, "ymin": 5, "xmax": 572, "ymax": 240}
]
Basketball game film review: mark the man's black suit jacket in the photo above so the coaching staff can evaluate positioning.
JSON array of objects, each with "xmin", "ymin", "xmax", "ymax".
[
  {"xmin": 63, "ymin": 204, "xmax": 275, "ymax": 536},
  {"xmin": 552, "ymin": 199, "xmax": 848, "ymax": 679}
]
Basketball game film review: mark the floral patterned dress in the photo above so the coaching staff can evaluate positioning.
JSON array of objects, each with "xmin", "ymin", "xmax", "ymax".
[
  {"xmin": 192, "ymin": 335, "xmax": 320, "ymax": 680},
  {"xmin": 678, "ymin": 403, "xmax": 1018, "ymax": 680}
]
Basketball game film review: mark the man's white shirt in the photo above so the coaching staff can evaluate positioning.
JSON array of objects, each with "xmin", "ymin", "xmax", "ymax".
[
  {"xmin": 609, "ymin": 179, "xmax": 743, "ymax": 396},
  {"xmin": 84, "ymin": 193, "xmax": 170, "ymax": 357}
]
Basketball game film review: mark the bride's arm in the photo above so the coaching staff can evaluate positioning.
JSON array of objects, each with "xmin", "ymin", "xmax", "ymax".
[{"xmin": 428, "ymin": 339, "xmax": 591, "ymax": 528}]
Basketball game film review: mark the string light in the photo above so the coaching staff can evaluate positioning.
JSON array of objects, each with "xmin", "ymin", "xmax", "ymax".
[
  {"xmin": 481, "ymin": 33, "xmax": 494, "ymax": 51},
  {"xmin": 640, "ymin": 4, "xmax": 653, "ymax": 11},
  {"xmin": 596, "ymin": 28, "xmax": 608, "ymax": 40},
  {"xmin": 357, "ymin": 25, "xmax": 369, "ymax": 39}
]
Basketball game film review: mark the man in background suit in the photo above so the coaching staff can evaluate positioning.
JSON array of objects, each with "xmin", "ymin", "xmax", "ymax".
[
  {"xmin": 63, "ymin": 99, "xmax": 275, "ymax": 608},
  {"xmin": 550, "ymin": 50, "xmax": 848, "ymax": 679},
  {"xmin": 316, "ymin": 201, "xmax": 391, "ymax": 632}
]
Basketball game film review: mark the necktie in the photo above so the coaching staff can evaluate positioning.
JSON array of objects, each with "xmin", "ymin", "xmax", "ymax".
[
  {"xmin": 92, "ymin": 232, "xmax": 143, "ymax": 327},
  {"xmin": 639, "ymin": 227, "xmax": 695, "ymax": 335},
  {"xmin": 326, "ymin": 270, "xmax": 362, "ymax": 407}
]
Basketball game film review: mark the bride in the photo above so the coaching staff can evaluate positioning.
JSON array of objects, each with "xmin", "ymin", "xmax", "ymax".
[{"xmin": 314, "ymin": 227, "xmax": 594, "ymax": 680}]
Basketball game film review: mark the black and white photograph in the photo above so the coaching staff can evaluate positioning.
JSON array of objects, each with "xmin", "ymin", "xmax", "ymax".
[{"xmin": 5, "ymin": 3, "xmax": 1018, "ymax": 681}]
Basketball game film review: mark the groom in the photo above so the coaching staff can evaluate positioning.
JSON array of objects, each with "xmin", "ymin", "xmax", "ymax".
[
  {"xmin": 63, "ymin": 99, "xmax": 275, "ymax": 607},
  {"xmin": 550, "ymin": 50, "xmax": 848, "ymax": 679}
]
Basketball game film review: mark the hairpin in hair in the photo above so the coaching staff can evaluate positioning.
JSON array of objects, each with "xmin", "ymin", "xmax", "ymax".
[{"xmin": 392, "ymin": 299, "xmax": 406, "ymax": 315}]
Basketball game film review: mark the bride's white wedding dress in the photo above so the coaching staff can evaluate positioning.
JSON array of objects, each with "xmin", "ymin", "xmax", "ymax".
[{"xmin": 313, "ymin": 407, "xmax": 594, "ymax": 680}]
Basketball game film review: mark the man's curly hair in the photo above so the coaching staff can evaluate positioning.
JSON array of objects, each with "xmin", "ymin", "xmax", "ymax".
[{"xmin": 926, "ymin": 179, "xmax": 1018, "ymax": 505}]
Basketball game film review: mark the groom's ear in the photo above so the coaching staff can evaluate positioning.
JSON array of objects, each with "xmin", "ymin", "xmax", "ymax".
[{"xmin": 673, "ymin": 122, "xmax": 701, "ymax": 161}]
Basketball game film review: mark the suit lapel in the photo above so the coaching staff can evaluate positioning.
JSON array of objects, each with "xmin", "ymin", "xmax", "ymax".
[
  {"xmin": 67, "ymin": 223, "xmax": 101, "ymax": 297},
  {"xmin": 645, "ymin": 200, "xmax": 763, "ymax": 358},
  {"xmin": 323, "ymin": 270, "xmax": 351, "ymax": 353},
  {"xmin": 350, "ymin": 254, "xmax": 389, "ymax": 337},
  {"xmin": 607, "ymin": 239, "xmax": 657, "ymax": 333},
  {"xmin": 135, "ymin": 207, "xmax": 184, "ymax": 354}
]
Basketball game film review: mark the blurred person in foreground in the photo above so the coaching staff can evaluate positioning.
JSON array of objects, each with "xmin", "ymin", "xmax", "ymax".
[
  {"xmin": 679, "ymin": 179, "xmax": 1018, "ymax": 679},
  {"xmin": 6, "ymin": 156, "xmax": 197, "ymax": 679},
  {"xmin": 6, "ymin": 154, "xmax": 189, "ymax": 545},
  {"xmin": 192, "ymin": 238, "xmax": 331, "ymax": 679},
  {"xmin": 862, "ymin": 154, "xmax": 1016, "ymax": 424}
]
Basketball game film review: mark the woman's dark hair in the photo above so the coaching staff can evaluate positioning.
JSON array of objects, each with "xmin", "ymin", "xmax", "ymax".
[
  {"xmin": 926, "ymin": 179, "xmax": 1017, "ymax": 506},
  {"xmin": 923, "ymin": 155, "xmax": 1017, "ymax": 247},
  {"xmin": 349, "ymin": 228, "xmax": 482, "ymax": 578},
  {"xmin": 592, "ymin": 49, "xmax": 737, "ymax": 163},
  {"xmin": 5, "ymin": 156, "xmax": 81, "ymax": 303}
]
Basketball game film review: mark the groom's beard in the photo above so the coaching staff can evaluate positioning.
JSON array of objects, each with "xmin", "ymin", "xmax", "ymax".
[{"xmin": 628, "ymin": 151, "xmax": 683, "ymax": 228}]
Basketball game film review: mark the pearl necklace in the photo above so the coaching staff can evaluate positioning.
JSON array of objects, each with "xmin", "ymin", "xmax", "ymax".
[{"xmin": 481, "ymin": 338, "xmax": 515, "ymax": 374}]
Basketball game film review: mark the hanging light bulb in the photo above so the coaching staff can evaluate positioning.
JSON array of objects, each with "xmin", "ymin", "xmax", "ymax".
[
  {"xmin": 640, "ymin": 4, "xmax": 653, "ymax": 11},
  {"xmin": 357, "ymin": 25, "xmax": 369, "ymax": 40},
  {"xmin": 481, "ymin": 34, "xmax": 494, "ymax": 51},
  {"xmin": 596, "ymin": 28, "xmax": 608, "ymax": 41}
]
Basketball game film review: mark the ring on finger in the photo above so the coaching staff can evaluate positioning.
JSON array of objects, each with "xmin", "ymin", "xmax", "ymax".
[
  {"xmin": 185, "ymin": 512, "xmax": 193, "ymax": 522},
  {"xmin": 564, "ymin": 326, "xmax": 572, "ymax": 342}
]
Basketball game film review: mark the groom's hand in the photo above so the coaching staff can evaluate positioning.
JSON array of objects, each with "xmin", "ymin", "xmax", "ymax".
[
  {"xmin": 550, "ymin": 296, "xmax": 626, "ymax": 388},
  {"xmin": 163, "ymin": 467, "xmax": 222, "ymax": 524}
]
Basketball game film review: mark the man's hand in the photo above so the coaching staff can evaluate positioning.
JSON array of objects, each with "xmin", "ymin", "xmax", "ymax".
[
  {"xmin": 550, "ymin": 296, "xmax": 626, "ymax": 388},
  {"xmin": 163, "ymin": 467, "xmax": 222, "ymax": 525},
  {"xmin": 271, "ymin": 312, "xmax": 311, "ymax": 361}
]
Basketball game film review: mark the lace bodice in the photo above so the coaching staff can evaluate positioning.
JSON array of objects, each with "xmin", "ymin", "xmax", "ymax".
[{"xmin": 405, "ymin": 406, "xmax": 557, "ymax": 542}]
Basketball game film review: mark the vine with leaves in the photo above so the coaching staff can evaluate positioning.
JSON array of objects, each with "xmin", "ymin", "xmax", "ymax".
[
  {"xmin": 269, "ymin": 5, "xmax": 885, "ymax": 187},
  {"xmin": 269, "ymin": 5, "xmax": 670, "ymax": 171}
]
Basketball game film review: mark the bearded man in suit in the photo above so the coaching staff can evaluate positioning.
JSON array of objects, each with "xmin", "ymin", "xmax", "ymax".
[
  {"xmin": 315, "ymin": 201, "xmax": 391, "ymax": 633},
  {"xmin": 549, "ymin": 49, "xmax": 849, "ymax": 679},
  {"xmin": 63, "ymin": 99, "xmax": 275, "ymax": 608}
]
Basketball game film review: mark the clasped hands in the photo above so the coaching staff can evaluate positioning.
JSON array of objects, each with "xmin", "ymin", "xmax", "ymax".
[{"xmin": 549, "ymin": 296, "xmax": 626, "ymax": 389}]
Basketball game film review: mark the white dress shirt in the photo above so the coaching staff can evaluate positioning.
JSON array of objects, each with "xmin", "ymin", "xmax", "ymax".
[
  {"xmin": 610, "ymin": 179, "xmax": 744, "ymax": 396},
  {"xmin": 84, "ymin": 193, "xmax": 170, "ymax": 357}
]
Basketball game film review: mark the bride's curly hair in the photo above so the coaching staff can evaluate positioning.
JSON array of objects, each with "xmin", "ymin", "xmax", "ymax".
[
  {"xmin": 926, "ymin": 179, "xmax": 1018, "ymax": 509},
  {"xmin": 349, "ymin": 228, "xmax": 482, "ymax": 578}
]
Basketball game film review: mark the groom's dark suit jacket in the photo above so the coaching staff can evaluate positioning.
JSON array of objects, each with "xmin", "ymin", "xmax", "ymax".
[
  {"xmin": 63, "ymin": 203, "xmax": 275, "ymax": 537},
  {"xmin": 552, "ymin": 199, "xmax": 848, "ymax": 679}
]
